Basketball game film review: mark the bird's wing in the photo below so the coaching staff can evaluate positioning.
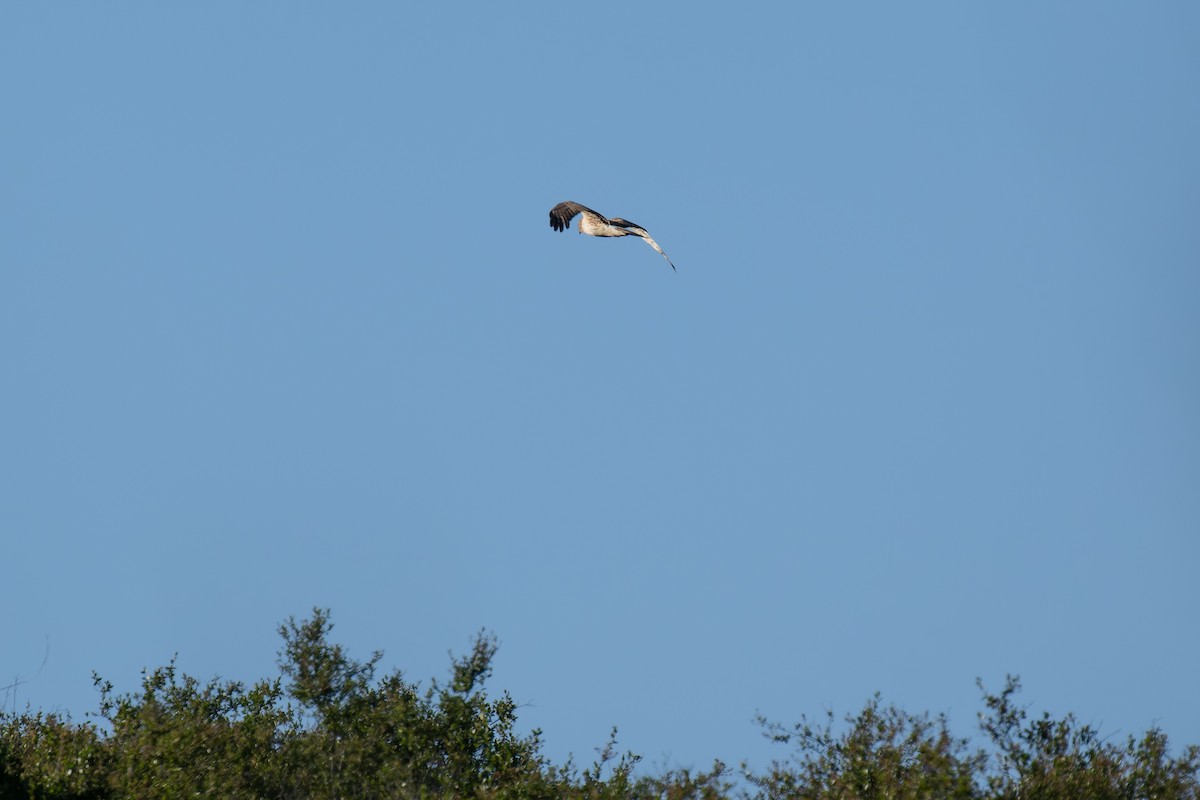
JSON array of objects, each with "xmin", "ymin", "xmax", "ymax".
[
  {"xmin": 608, "ymin": 218, "xmax": 677, "ymax": 271},
  {"xmin": 549, "ymin": 201, "xmax": 600, "ymax": 232}
]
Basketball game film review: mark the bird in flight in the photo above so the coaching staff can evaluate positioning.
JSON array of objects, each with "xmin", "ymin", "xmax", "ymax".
[{"xmin": 548, "ymin": 201, "xmax": 676, "ymax": 271}]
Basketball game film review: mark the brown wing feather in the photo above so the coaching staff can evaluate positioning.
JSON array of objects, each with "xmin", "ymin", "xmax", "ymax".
[
  {"xmin": 609, "ymin": 219, "xmax": 676, "ymax": 271},
  {"xmin": 549, "ymin": 201, "xmax": 599, "ymax": 232}
]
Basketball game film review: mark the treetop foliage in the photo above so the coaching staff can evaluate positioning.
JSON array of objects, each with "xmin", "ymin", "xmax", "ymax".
[{"xmin": 2, "ymin": 610, "xmax": 1196, "ymax": 799}]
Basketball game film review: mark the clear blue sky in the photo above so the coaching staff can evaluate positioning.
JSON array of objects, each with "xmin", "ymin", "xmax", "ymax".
[{"xmin": 3, "ymin": 2, "xmax": 1198, "ymax": 773}]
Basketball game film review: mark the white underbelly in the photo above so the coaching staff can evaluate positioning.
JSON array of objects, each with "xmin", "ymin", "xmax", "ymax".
[{"xmin": 580, "ymin": 214, "xmax": 627, "ymax": 238}]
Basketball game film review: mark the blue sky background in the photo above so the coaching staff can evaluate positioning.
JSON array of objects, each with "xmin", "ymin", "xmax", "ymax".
[{"xmin": 3, "ymin": 2, "xmax": 1198, "ymax": 773}]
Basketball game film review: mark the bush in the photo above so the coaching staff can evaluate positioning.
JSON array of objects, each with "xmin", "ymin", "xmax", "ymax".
[{"xmin": 2, "ymin": 614, "xmax": 1197, "ymax": 800}]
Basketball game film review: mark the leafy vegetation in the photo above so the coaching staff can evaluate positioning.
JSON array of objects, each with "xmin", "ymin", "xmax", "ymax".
[{"xmin": 2, "ymin": 610, "xmax": 1196, "ymax": 799}]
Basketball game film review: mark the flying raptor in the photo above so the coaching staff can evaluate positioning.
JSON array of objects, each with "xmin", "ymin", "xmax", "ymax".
[{"xmin": 548, "ymin": 201, "xmax": 676, "ymax": 271}]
